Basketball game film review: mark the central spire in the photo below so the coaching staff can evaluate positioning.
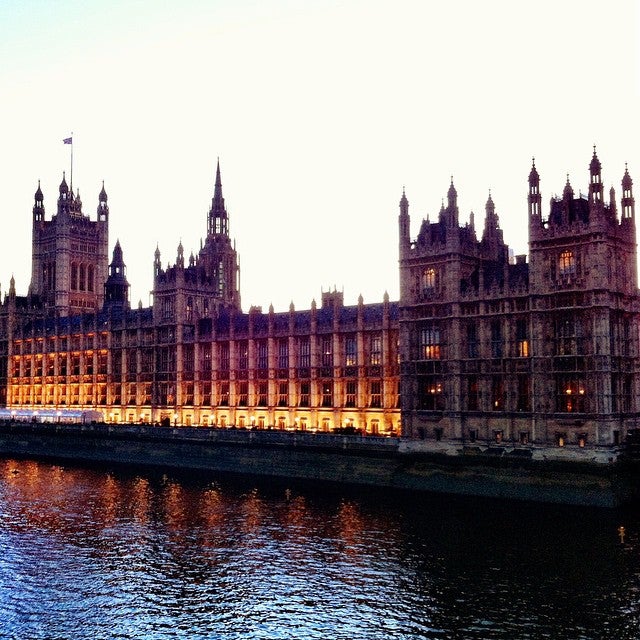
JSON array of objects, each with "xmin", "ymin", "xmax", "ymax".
[{"xmin": 208, "ymin": 158, "xmax": 228, "ymax": 237}]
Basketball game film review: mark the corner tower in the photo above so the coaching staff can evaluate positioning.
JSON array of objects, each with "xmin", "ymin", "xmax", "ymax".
[{"xmin": 30, "ymin": 175, "xmax": 109, "ymax": 315}]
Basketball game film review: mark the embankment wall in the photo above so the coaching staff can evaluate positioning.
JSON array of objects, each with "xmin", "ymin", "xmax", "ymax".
[{"xmin": 0, "ymin": 423, "xmax": 631, "ymax": 507}]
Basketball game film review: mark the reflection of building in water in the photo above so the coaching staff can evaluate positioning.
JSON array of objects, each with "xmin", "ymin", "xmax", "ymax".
[
  {"xmin": 0, "ymin": 149, "xmax": 637, "ymax": 452},
  {"xmin": 399, "ymin": 149, "xmax": 638, "ymax": 449}
]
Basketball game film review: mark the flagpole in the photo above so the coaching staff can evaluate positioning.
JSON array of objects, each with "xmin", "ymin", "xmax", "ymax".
[{"xmin": 70, "ymin": 131, "xmax": 73, "ymax": 193}]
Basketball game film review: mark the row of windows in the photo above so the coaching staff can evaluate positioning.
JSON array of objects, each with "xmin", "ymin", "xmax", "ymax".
[
  {"xmin": 218, "ymin": 335, "xmax": 387, "ymax": 370},
  {"xmin": 13, "ymin": 334, "xmax": 110, "ymax": 354},
  {"xmin": 12, "ymin": 353, "xmax": 109, "ymax": 377},
  {"xmin": 70, "ymin": 263, "xmax": 95, "ymax": 292},
  {"xmin": 9, "ymin": 379, "xmax": 396, "ymax": 409},
  {"xmin": 418, "ymin": 252, "xmax": 590, "ymax": 296},
  {"xmin": 416, "ymin": 374, "xmax": 632, "ymax": 413},
  {"xmin": 13, "ymin": 335, "xmax": 390, "ymax": 368},
  {"xmin": 418, "ymin": 314, "xmax": 635, "ymax": 360}
]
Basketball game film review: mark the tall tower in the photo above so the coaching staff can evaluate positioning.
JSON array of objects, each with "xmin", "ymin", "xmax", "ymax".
[
  {"xmin": 152, "ymin": 159, "xmax": 241, "ymax": 323},
  {"xmin": 30, "ymin": 175, "xmax": 109, "ymax": 315},
  {"xmin": 200, "ymin": 159, "xmax": 241, "ymax": 310}
]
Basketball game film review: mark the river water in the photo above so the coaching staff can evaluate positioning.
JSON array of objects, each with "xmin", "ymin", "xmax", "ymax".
[{"xmin": 0, "ymin": 458, "xmax": 638, "ymax": 639}]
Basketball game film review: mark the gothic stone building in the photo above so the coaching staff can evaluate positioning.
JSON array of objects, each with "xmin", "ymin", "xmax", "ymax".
[
  {"xmin": 0, "ymin": 162, "xmax": 400, "ymax": 433},
  {"xmin": 399, "ymin": 149, "xmax": 638, "ymax": 448},
  {"xmin": 0, "ymin": 150, "xmax": 637, "ymax": 448}
]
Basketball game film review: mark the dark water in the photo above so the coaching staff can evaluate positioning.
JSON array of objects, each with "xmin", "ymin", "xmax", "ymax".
[{"xmin": 0, "ymin": 459, "xmax": 639, "ymax": 639}]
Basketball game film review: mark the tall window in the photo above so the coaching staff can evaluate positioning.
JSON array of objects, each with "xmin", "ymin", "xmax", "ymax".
[
  {"xmin": 201, "ymin": 382, "xmax": 211, "ymax": 406},
  {"xmin": 182, "ymin": 345, "xmax": 193, "ymax": 373},
  {"xmin": 321, "ymin": 381, "xmax": 333, "ymax": 407},
  {"xmin": 79, "ymin": 264, "xmax": 86, "ymax": 291},
  {"xmin": 491, "ymin": 376, "xmax": 504, "ymax": 411},
  {"xmin": 141, "ymin": 349, "xmax": 153, "ymax": 374},
  {"xmin": 420, "ymin": 326, "xmax": 441, "ymax": 359},
  {"xmin": 257, "ymin": 381, "xmax": 268, "ymax": 407},
  {"xmin": 219, "ymin": 381, "xmax": 229, "ymax": 406},
  {"xmin": 298, "ymin": 339, "xmax": 310, "ymax": 368},
  {"xmin": 369, "ymin": 380, "xmax": 381, "ymax": 408},
  {"xmin": 490, "ymin": 321, "xmax": 502, "ymax": 358},
  {"xmin": 345, "ymin": 336, "xmax": 357, "ymax": 366},
  {"xmin": 87, "ymin": 265, "xmax": 94, "ymax": 292},
  {"xmin": 217, "ymin": 260, "xmax": 225, "ymax": 296},
  {"xmin": 278, "ymin": 340, "xmax": 289, "ymax": 369},
  {"xmin": 299, "ymin": 381, "xmax": 310, "ymax": 407},
  {"xmin": 369, "ymin": 335, "xmax": 381, "ymax": 365},
  {"xmin": 467, "ymin": 376, "xmax": 479, "ymax": 410},
  {"xmin": 559, "ymin": 250, "xmax": 576, "ymax": 277},
  {"xmin": 278, "ymin": 381, "xmax": 288, "ymax": 407},
  {"xmin": 321, "ymin": 337, "xmax": 333, "ymax": 367},
  {"xmin": 201, "ymin": 344, "xmax": 212, "ymax": 372},
  {"xmin": 257, "ymin": 341, "xmax": 268, "ymax": 370},
  {"xmin": 161, "ymin": 297, "xmax": 174, "ymax": 321},
  {"xmin": 219, "ymin": 343, "xmax": 230, "ymax": 371},
  {"xmin": 556, "ymin": 375, "xmax": 586, "ymax": 413},
  {"xmin": 419, "ymin": 377, "xmax": 444, "ymax": 411},
  {"xmin": 237, "ymin": 381, "xmax": 248, "ymax": 406},
  {"xmin": 516, "ymin": 318, "xmax": 529, "ymax": 357},
  {"xmin": 466, "ymin": 324, "xmax": 478, "ymax": 358},
  {"xmin": 238, "ymin": 342, "xmax": 249, "ymax": 371},
  {"xmin": 556, "ymin": 315, "xmax": 582, "ymax": 356},
  {"xmin": 422, "ymin": 268, "xmax": 437, "ymax": 294},
  {"xmin": 345, "ymin": 381, "xmax": 357, "ymax": 407}
]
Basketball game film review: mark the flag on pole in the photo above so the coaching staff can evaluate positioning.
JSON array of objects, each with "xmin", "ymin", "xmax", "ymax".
[{"xmin": 63, "ymin": 137, "xmax": 72, "ymax": 144}]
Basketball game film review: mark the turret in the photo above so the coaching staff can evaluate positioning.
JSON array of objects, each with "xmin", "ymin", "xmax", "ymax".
[
  {"xmin": 443, "ymin": 177, "xmax": 459, "ymax": 228},
  {"xmin": 562, "ymin": 174, "xmax": 574, "ymax": 202},
  {"xmin": 97, "ymin": 181, "xmax": 109, "ymax": 222},
  {"xmin": 57, "ymin": 172, "xmax": 70, "ymax": 215},
  {"xmin": 482, "ymin": 191, "xmax": 500, "ymax": 242},
  {"xmin": 621, "ymin": 163, "xmax": 635, "ymax": 221},
  {"xmin": 588, "ymin": 146, "xmax": 604, "ymax": 207},
  {"xmin": 103, "ymin": 240, "xmax": 130, "ymax": 311},
  {"xmin": 33, "ymin": 181, "xmax": 44, "ymax": 223},
  {"xmin": 176, "ymin": 240, "xmax": 184, "ymax": 268},
  {"xmin": 154, "ymin": 245, "xmax": 161, "ymax": 277},
  {"xmin": 528, "ymin": 158, "xmax": 541, "ymax": 221},
  {"xmin": 398, "ymin": 187, "xmax": 410, "ymax": 256}
]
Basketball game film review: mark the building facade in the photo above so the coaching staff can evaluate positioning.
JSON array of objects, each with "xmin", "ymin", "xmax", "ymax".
[
  {"xmin": 399, "ymin": 149, "xmax": 639, "ymax": 448},
  {"xmin": 0, "ymin": 162, "xmax": 400, "ymax": 433},
  {"xmin": 0, "ymin": 149, "xmax": 637, "ymax": 448}
]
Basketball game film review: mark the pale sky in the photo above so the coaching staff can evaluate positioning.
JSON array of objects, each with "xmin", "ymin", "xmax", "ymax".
[{"xmin": 1, "ymin": 0, "xmax": 639, "ymax": 311}]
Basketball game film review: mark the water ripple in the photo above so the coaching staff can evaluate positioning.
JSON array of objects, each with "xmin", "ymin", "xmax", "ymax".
[{"xmin": 0, "ymin": 459, "xmax": 638, "ymax": 639}]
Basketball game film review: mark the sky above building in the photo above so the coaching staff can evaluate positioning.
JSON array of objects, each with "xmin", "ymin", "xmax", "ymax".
[{"xmin": 1, "ymin": 0, "xmax": 639, "ymax": 311}]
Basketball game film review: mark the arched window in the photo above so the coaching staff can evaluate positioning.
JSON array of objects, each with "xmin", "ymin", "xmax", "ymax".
[
  {"xmin": 87, "ymin": 265, "xmax": 94, "ymax": 292},
  {"xmin": 422, "ymin": 268, "xmax": 437, "ymax": 293},
  {"xmin": 559, "ymin": 251, "xmax": 576, "ymax": 277},
  {"xmin": 71, "ymin": 263, "xmax": 78, "ymax": 290},
  {"xmin": 79, "ymin": 264, "xmax": 86, "ymax": 291}
]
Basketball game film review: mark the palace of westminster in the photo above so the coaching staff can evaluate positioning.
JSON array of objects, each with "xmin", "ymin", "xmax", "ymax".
[{"xmin": 0, "ymin": 149, "xmax": 637, "ymax": 449}]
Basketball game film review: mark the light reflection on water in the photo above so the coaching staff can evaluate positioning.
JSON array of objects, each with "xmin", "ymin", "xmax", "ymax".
[{"xmin": 0, "ymin": 458, "xmax": 638, "ymax": 639}]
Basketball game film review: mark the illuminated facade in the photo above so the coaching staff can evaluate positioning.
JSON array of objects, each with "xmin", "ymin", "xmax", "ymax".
[
  {"xmin": 1, "ymin": 149, "xmax": 638, "ymax": 448},
  {"xmin": 0, "ymin": 162, "xmax": 400, "ymax": 433},
  {"xmin": 399, "ymin": 149, "xmax": 639, "ymax": 448}
]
